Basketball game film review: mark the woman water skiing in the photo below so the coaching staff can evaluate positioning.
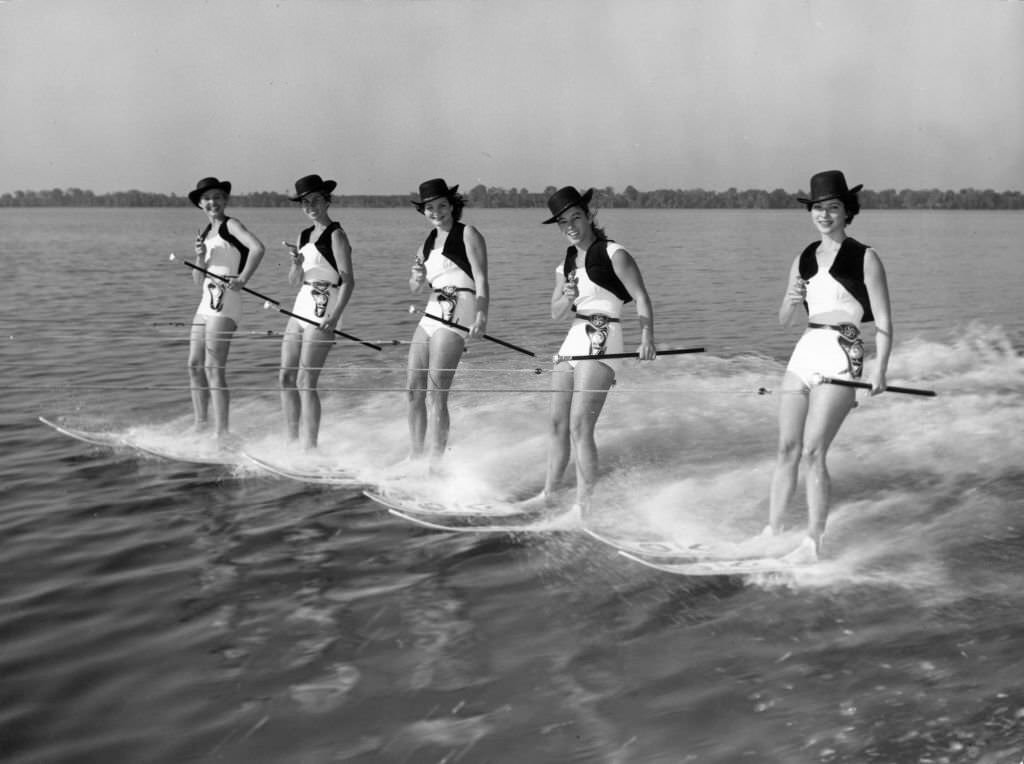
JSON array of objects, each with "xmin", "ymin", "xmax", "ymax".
[
  {"xmin": 405, "ymin": 178, "xmax": 489, "ymax": 472},
  {"xmin": 522, "ymin": 186, "xmax": 656, "ymax": 518},
  {"xmin": 768, "ymin": 170, "xmax": 893, "ymax": 562},
  {"xmin": 280, "ymin": 174, "xmax": 355, "ymax": 450},
  {"xmin": 186, "ymin": 176, "xmax": 265, "ymax": 441}
]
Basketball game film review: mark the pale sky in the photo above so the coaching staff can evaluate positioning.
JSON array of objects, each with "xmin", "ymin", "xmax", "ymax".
[{"xmin": 2, "ymin": 0, "xmax": 1022, "ymax": 196}]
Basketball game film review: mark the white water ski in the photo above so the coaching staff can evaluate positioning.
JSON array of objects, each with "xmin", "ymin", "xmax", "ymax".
[
  {"xmin": 41, "ymin": 415, "xmax": 238, "ymax": 465},
  {"xmin": 363, "ymin": 485, "xmax": 527, "ymax": 517},
  {"xmin": 385, "ymin": 504, "xmax": 582, "ymax": 533},
  {"xmin": 618, "ymin": 549, "xmax": 806, "ymax": 576},
  {"xmin": 39, "ymin": 416, "xmax": 127, "ymax": 448},
  {"xmin": 246, "ymin": 452, "xmax": 362, "ymax": 485},
  {"xmin": 583, "ymin": 527, "xmax": 723, "ymax": 561},
  {"xmin": 131, "ymin": 440, "xmax": 241, "ymax": 466}
]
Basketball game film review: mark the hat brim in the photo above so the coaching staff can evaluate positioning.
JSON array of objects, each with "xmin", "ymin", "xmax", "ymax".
[
  {"xmin": 189, "ymin": 181, "xmax": 232, "ymax": 207},
  {"xmin": 290, "ymin": 179, "xmax": 338, "ymax": 202},
  {"xmin": 796, "ymin": 183, "xmax": 863, "ymax": 206},
  {"xmin": 542, "ymin": 188, "xmax": 595, "ymax": 224},
  {"xmin": 410, "ymin": 184, "xmax": 460, "ymax": 207}
]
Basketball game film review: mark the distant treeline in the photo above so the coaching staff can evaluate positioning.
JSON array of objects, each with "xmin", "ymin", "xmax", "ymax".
[{"xmin": 3, "ymin": 184, "xmax": 1023, "ymax": 210}]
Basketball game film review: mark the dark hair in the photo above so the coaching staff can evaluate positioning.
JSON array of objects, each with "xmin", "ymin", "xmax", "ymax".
[
  {"xmin": 577, "ymin": 202, "xmax": 607, "ymax": 240},
  {"xmin": 414, "ymin": 191, "xmax": 466, "ymax": 222},
  {"xmin": 805, "ymin": 193, "xmax": 860, "ymax": 225},
  {"xmin": 842, "ymin": 194, "xmax": 860, "ymax": 224},
  {"xmin": 303, "ymin": 190, "xmax": 333, "ymax": 206}
]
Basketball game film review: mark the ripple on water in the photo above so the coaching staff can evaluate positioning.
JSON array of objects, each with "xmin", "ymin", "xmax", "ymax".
[{"xmin": 288, "ymin": 662, "xmax": 361, "ymax": 714}]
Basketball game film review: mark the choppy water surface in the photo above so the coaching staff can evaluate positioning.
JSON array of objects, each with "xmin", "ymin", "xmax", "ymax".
[{"xmin": 2, "ymin": 207, "xmax": 1023, "ymax": 763}]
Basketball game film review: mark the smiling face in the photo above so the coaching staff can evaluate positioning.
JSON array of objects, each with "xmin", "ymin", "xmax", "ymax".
[
  {"xmin": 299, "ymin": 192, "xmax": 330, "ymax": 221},
  {"xmin": 810, "ymin": 198, "xmax": 847, "ymax": 236},
  {"xmin": 423, "ymin": 197, "xmax": 454, "ymax": 229},
  {"xmin": 556, "ymin": 205, "xmax": 595, "ymax": 248},
  {"xmin": 199, "ymin": 189, "xmax": 228, "ymax": 218}
]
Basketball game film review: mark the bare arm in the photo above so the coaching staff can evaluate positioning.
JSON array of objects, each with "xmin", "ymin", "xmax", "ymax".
[
  {"xmin": 226, "ymin": 218, "xmax": 265, "ymax": 288},
  {"xmin": 864, "ymin": 247, "xmax": 893, "ymax": 394},
  {"xmin": 463, "ymin": 224, "xmax": 489, "ymax": 338},
  {"xmin": 779, "ymin": 255, "xmax": 807, "ymax": 326},
  {"xmin": 409, "ymin": 244, "xmax": 427, "ymax": 294},
  {"xmin": 192, "ymin": 228, "xmax": 207, "ymax": 285},
  {"xmin": 550, "ymin": 267, "xmax": 576, "ymax": 321},
  {"xmin": 611, "ymin": 248, "xmax": 656, "ymax": 361},
  {"xmin": 285, "ymin": 239, "xmax": 303, "ymax": 288}
]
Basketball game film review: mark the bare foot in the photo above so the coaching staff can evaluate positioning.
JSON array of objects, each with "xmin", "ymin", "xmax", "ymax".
[
  {"xmin": 781, "ymin": 536, "xmax": 819, "ymax": 565},
  {"xmin": 516, "ymin": 492, "xmax": 554, "ymax": 512}
]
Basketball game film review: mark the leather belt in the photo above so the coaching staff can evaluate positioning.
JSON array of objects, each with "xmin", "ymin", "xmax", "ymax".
[
  {"xmin": 808, "ymin": 322, "xmax": 859, "ymax": 338},
  {"xmin": 577, "ymin": 313, "xmax": 620, "ymax": 325}
]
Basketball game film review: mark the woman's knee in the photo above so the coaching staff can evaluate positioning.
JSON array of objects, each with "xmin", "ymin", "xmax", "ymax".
[
  {"xmin": 407, "ymin": 385, "xmax": 426, "ymax": 407},
  {"xmin": 548, "ymin": 414, "xmax": 570, "ymax": 442},
  {"xmin": 569, "ymin": 415, "xmax": 598, "ymax": 445},
  {"xmin": 776, "ymin": 438, "xmax": 802, "ymax": 463},
  {"xmin": 801, "ymin": 440, "xmax": 830, "ymax": 470},
  {"xmin": 279, "ymin": 366, "xmax": 298, "ymax": 388},
  {"xmin": 296, "ymin": 368, "xmax": 320, "ymax": 391},
  {"xmin": 205, "ymin": 363, "xmax": 227, "ymax": 385},
  {"xmin": 426, "ymin": 389, "xmax": 450, "ymax": 416}
]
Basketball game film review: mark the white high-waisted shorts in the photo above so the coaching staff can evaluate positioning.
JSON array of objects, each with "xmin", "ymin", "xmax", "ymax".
[
  {"xmin": 785, "ymin": 325, "xmax": 862, "ymax": 388},
  {"xmin": 557, "ymin": 313, "xmax": 624, "ymax": 369}
]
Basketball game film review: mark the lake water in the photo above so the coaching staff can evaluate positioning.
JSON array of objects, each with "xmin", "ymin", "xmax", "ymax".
[{"xmin": 2, "ymin": 207, "xmax": 1023, "ymax": 763}]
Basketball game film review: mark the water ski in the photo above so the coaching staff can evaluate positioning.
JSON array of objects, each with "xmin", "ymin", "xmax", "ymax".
[
  {"xmin": 384, "ymin": 503, "xmax": 582, "ymax": 533},
  {"xmin": 245, "ymin": 452, "xmax": 361, "ymax": 486},
  {"xmin": 39, "ymin": 416, "xmax": 127, "ymax": 448},
  {"xmin": 583, "ymin": 527, "xmax": 721, "ymax": 561},
  {"xmin": 618, "ymin": 549, "xmax": 805, "ymax": 576},
  {"xmin": 363, "ymin": 485, "xmax": 527, "ymax": 517},
  {"xmin": 132, "ymin": 440, "xmax": 241, "ymax": 466}
]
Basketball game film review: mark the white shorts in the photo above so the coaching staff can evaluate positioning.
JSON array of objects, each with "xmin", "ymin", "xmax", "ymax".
[
  {"xmin": 290, "ymin": 281, "xmax": 341, "ymax": 326},
  {"xmin": 557, "ymin": 314, "xmax": 624, "ymax": 369},
  {"xmin": 417, "ymin": 288, "xmax": 475, "ymax": 339},
  {"xmin": 195, "ymin": 277, "xmax": 242, "ymax": 324},
  {"xmin": 785, "ymin": 327, "xmax": 860, "ymax": 388}
]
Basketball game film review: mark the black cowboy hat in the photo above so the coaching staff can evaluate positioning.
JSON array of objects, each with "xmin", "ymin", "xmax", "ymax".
[
  {"xmin": 188, "ymin": 176, "xmax": 232, "ymax": 207},
  {"xmin": 289, "ymin": 174, "xmax": 338, "ymax": 201},
  {"xmin": 543, "ymin": 186, "xmax": 594, "ymax": 224},
  {"xmin": 796, "ymin": 170, "xmax": 863, "ymax": 205},
  {"xmin": 410, "ymin": 178, "xmax": 459, "ymax": 207}
]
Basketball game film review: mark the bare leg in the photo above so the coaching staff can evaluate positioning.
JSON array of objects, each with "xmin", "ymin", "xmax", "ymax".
[
  {"xmin": 187, "ymin": 315, "xmax": 209, "ymax": 430},
  {"xmin": 203, "ymin": 316, "xmax": 235, "ymax": 438},
  {"xmin": 568, "ymin": 361, "xmax": 614, "ymax": 509},
  {"xmin": 279, "ymin": 318, "xmax": 303, "ymax": 442},
  {"xmin": 801, "ymin": 383, "xmax": 855, "ymax": 551},
  {"xmin": 424, "ymin": 329, "xmax": 465, "ymax": 465},
  {"xmin": 541, "ymin": 362, "xmax": 575, "ymax": 499},
  {"xmin": 768, "ymin": 375, "xmax": 810, "ymax": 533},
  {"xmin": 296, "ymin": 327, "xmax": 334, "ymax": 450},
  {"xmin": 405, "ymin": 327, "xmax": 431, "ymax": 459}
]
